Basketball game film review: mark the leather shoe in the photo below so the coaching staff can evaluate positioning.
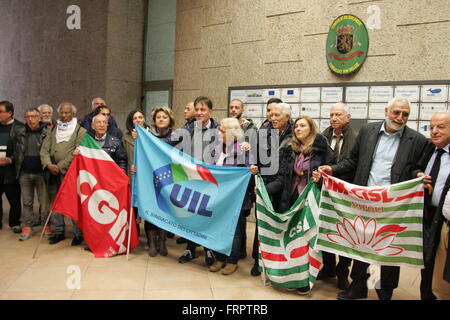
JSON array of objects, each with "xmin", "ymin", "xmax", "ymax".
[
  {"xmin": 250, "ymin": 261, "xmax": 261, "ymax": 276},
  {"xmin": 337, "ymin": 287, "xmax": 367, "ymax": 300},
  {"xmin": 375, "ymin": 288, "xmax": 393, "ymax": 300},
  {"xmin": 71, "ymin": 236, "xmax": 83, "ymax": 246},
  {"xmin": 337, "ymin": 277, "xmax": 350, "ymax": 291},
  {"xmin": 49, "ymin": 234, "xmax": 65, "ymax": 245}
]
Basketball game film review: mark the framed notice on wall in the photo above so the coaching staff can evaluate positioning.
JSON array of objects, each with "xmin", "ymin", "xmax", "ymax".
[{"xmin": 229, "ymin": 81, "xmax": 450, "ymax": 133}]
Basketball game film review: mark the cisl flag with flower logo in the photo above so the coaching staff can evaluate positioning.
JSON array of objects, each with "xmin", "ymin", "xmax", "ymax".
[
  {"xmin": 316, "ymin": 173, "xmax": 424, "ymax": 268},
  {"xmin": 256, "ymin": 175, "xmax": 323, "ymax": 289},
  {"xmin": 132, "ymin": 125, "xmax": 252, "ymax": 256},
  {"xmin": 51, "ymin": 134, "xmax": 140, "ymax": 258}
]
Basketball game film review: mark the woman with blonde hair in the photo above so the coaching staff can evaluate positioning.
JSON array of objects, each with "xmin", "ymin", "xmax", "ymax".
[{"xmin": 276, "ymin": 116, "xmax": 334, "ymax": 294}]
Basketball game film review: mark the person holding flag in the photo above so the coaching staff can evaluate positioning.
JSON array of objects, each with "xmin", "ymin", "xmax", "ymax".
[
  {"xmin": 208, "ymin": 118, "xmax": 256, "ymax": 275},
  {"xmin": 40, "ymin": 102, "xmax": 86, "ymax": 246},
  {"xmin": 319, "ymin": 97, "xmax": 428, "ymax": 300},
  {"xmin": 143, "ymin": 107, "xmax": 176, "ymax": 257}
]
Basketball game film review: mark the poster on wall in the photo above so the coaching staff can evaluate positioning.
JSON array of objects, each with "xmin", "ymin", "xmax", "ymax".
[
  {"xmin": 321, "ymin": 103, "xmax": 334, "ymax": 118},
  {"xmin": 281, "ymin": 88, "xmax": 300, "ymax": 102},
  {"xmin": 409, "ymin": 103, "xmax": 419, "ymax": 120},
  {"xmin": 347, "ymin": 103, "xmax": 368, "ymax": 119},
  {"xmin": 244, "ymin": 104, "xmax": 264, "ymax": 118},
  {"xmin": 246, "ymin": 90, "xmax": 265, "ymax": 103},
  {"xmin": 290, "ymin": 104, "xmax": 301, "ymax": 118},
  {"xmin": 319, "ymin": 119, "xmax": 330, "ymax": 132},
  {"xmin": 300, "ymin": 88, "xmax": 321, "ymax": 102},
  {"xmin": 419, "ymin": 121, "xmax": 431, "ymax": 139},
  {"xmin": 346, "ymin": 87, "xmax": 369, "ymax": 102},
  {"xmin": 300, "ymin": 103, "xmax": 321, "ymax": 118},
  {"xmin": 421, "ymin": 85, "xmax": 448, "ymax": 102},
  {"xmin": 419, "ymin": 103, "xmax": 447, "ymax": 120},
  {"xmin": 368, "ymin": 103, "xmax": 387, "ymax": 119},
  {"xmin": 395, "ymin": 85, "xmax": 420, "ymax": 102},
  {"xmin": 263, "ymin": 89, "xmax": 281, "ymax": 102},
  {"xmin": 230, "ymin": 90, "xmax": 247, "ymax": 103},
  {"xmin": 321, "ymin": 87, "xmax": 343, "ymax": 102},
  {"xmin": 406, "ymin": 121, "xmax": 418, "ymax": 131},
  {"xmin": 370, "ymin": 86, "xmax": 394, "ymax": 102}
]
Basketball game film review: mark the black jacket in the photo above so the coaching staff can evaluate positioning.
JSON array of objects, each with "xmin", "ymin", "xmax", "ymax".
[
  {"xmin": 21, "ymin": 123, "xmax": 48, "ymax": 174},
  {"xmin": 257, "ymin": 122, "xmax": 293, "ymax": 210},
  {"xmin": 332, "ymin": 121, "xmax": 428, "ymax": 186},
  {"xmin": 172, "ymin": 118, "xmax": 220, "ymax": 164},
  {"xmin": 1, "ymin": 119, "xmax": 26, "ymax": 183},
  {"xmin": 322, "ymin": 123, "xmax": 357, "ymax": 182},
  {"xmin": 90, "ymin": 133, "xmax": 127, "ymax": 171},
  {"xmin": 415, "ymin": 141, "xmax": 450, "ymax": 270},
  {"xmin": 272, "ymin": 134, "xmax": 334, "ymax": 212}
]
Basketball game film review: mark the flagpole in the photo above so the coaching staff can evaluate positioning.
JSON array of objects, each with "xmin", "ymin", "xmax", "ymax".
[
  {"xmin": 126, "ymin": 205, "xmax": 134, "ymax": 261},
  {"xmin": 32, "ymin": 210, "xmax": 53, "ymax": 259}
]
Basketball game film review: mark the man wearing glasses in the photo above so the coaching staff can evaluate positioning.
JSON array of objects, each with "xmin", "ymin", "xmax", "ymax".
[
  {"xmin": 320, "ymin": 97, "xmax": 428, "ymax": 300},
  {"xmin": 18, "ymin": 108, "xmax": 51, "ymax": 241},
  {"xmin": 86, "ymin": 105, "xmax": 123, "ymax": 139},
  {"xmin": 0, "ymin": 101, "xmax": 26, "ymax": 232}
]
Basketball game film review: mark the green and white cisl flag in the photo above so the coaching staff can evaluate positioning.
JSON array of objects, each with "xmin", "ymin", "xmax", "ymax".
[
  {"xmin": 316, "ymin": 173, "xmax": 424, "ymax": 268},
  {"xmin": 256, "ymin": 175, "xmax": 322, "ymax": 290}
]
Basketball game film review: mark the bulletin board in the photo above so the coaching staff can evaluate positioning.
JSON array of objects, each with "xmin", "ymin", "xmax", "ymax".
[{"xmin": 229, "ymin": 81, "xmax": 450, "ymax": 138}]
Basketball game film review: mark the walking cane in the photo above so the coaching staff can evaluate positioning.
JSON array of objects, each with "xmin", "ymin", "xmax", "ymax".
[{"xmin": 32, "ymin": 210, "xmax": 54, "ymax": 259}]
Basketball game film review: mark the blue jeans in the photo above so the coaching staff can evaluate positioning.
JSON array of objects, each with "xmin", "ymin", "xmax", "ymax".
[{"xmin": 214, "ymin": 211, "xmax": 247, "ymax": 264}]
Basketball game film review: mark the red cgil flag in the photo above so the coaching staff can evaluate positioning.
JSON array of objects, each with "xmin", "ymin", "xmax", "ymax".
[{"xmin": 51, "ymin": 134, "xmax": 140, "ymax": 257}]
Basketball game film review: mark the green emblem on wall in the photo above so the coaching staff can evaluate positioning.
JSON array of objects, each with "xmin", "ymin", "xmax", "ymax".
[{"xmin": 326, "ymin": 14, "xmax": 369, "ymax": 76}]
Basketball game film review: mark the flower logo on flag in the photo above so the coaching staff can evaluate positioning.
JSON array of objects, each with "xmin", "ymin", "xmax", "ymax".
[{"xmin": 327, "ymin": 216, "xmax": 406, "ymax": 256}]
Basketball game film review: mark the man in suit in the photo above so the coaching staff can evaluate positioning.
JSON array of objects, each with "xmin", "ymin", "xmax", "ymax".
[
  {"xmin": 320, "ymin": 102, "xmax": 357, "ymax": 290},
  {"xmin": 415, "ymin": 111, "xmax": 450, "ymax": 300},
  {"xmin": 319, "ymin": 97, "xmax": 428, "ymax": 300}
]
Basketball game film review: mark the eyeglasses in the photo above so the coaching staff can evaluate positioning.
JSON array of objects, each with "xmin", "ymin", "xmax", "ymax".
[
  {"xmin": 390, "ymin": 110, "xmax": 409, "ymax": 117},
  {"xmin": 25, "ymin": 115, "xmax": 40, "ymax": 119}
]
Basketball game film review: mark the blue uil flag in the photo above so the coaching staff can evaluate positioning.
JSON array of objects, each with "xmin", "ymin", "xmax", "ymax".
[{"xmin": 132, "ymin": 125, "xmax": 252, "ymax": 255}]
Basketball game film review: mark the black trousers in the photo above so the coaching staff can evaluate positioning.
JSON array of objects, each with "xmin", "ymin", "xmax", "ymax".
[
  {"xmin": 420, "ymin": 206, "xmax": 443, "ymax": 299},
  {"xmin": 350, "ymin": 260, "xmax": 400, "ymax": 291},
  {"xmin": 0, "ymin": 178, "xmax": 21, "ymax": 228},
  {"xmin": 321, "ymin": 251, "xmax": 352, "ymax": 279}
]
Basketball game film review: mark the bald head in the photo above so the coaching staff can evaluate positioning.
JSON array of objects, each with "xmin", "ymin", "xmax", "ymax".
[
  {"xmin": 91, "ymin": 97, "xmax": 106, "ymax": 111},
  {"xmin": 329, "ymin": 102, "xmax": 351, "ymax": 133},
  {"xmin": 430, "ymin": 111, "xmax": 450, "ymax": 149}
]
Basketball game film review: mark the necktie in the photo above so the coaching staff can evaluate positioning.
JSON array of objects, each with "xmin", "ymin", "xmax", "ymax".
[
  {"xmin": 430, "ymin": 149, "xmax": 445, "ymax": 190},
  {"xmin": 333, "ymin": 135, "xmax": 342, "ymax": 162}
]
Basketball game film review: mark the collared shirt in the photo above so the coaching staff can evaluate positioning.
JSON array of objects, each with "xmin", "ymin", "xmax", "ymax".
[
  {"xmin": 425, "ymin": 143, "xmax": 450, "ymax": 207},
  {"xmin": 368, "ymin": 123, "xmax": 404, "ymax": 187},
  {"xmin": 330, "ymin": 131, "xmax": 344, "ymax": 151},
  {"xmin": 95, "ymin": 133, "xmax": 107, "ymax": 147},
  {"xmin": 194, "ymin": 119, "xmax": 211, "ymax": 130}
]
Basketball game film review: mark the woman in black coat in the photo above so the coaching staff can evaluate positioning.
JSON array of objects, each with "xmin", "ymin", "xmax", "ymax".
[
  {"xmin": 272, "ymin": 116, "xmax": 334, "ymax": 294},
  {"xmin": 274, "ymin": 116, "xmax": 334, "ymax": 213}
]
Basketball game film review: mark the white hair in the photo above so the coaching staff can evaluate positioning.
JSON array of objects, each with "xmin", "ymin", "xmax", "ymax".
[
  {"xmin": 91, "ymin": 97, "xmax": 105, "ymax": 107},
  {"xmin": 38, "ymin": 104, "xmax": 53, "ymax": 113},
  {"xmin": 92, "ymin": 113, "xmax": 108, "ymax": 124},
  {"xmin": 273, "ymin": 103, "xmax": 292, "ymax": 117},
  {"xmin": 331, "ymin": 102, "xmax": 349, "ymax": 114},
  {"xmin": 220, "ymin": 117, "xmax": 244, "ymax": 140},
  {"xmin": 57, "ymin": 102, "xmax": 77, "ymax": 114},
  {"xmin": 388, "ymin": 97, "xmax": 410, "ymax": 110}
]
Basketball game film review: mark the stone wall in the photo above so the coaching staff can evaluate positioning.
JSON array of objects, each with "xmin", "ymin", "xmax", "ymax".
[
  {"xmin": 0, "ymin": 0, "xmax": 146, "ymax": 131},
  {"xmin": 173, "ymin": 0, "xmax": 450, "ymax": 122}
]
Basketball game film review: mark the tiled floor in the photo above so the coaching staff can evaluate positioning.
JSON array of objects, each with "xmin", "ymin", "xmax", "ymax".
[{"xmin": 0, "ymin": 216, "xmax": 424, "ymax": 300}]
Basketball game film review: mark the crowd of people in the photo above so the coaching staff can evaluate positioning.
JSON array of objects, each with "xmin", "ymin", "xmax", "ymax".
[{"xmin": 0, "ymin": 95, "xmax": 448, "ymax": 300}]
